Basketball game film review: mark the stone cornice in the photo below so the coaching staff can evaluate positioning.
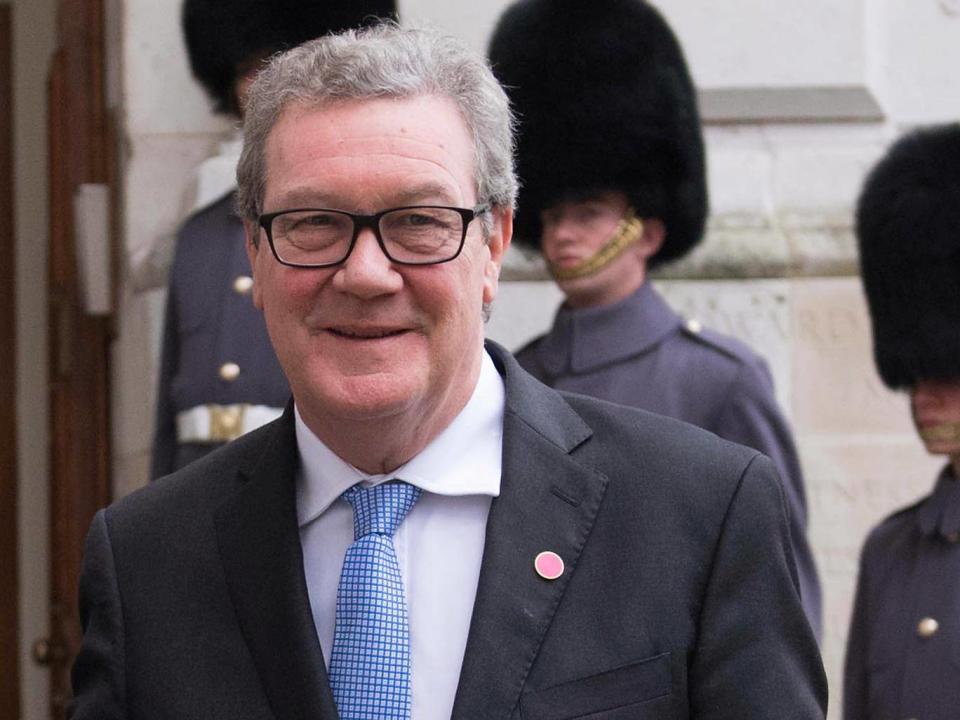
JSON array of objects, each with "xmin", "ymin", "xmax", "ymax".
[{"xmin": 501, "ymin": 209, "xmax": 859, "ymax": 282}]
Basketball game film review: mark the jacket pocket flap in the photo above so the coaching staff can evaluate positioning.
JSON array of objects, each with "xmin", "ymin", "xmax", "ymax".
[{"xmin": 520, "ymin": 652, "xmax": 673, "ymax": 720}]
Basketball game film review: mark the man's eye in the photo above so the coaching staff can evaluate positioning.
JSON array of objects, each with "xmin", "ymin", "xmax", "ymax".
[
  {"xmin": 405, "ymin": 213, "xmax": 444, "ymax": 226},
  {"xmin": 577, "ymin": 205, "xmax": 602, "ymax": 220},
  {"xmin": 301, "ymin": 213, "xmax": 336, "ymax": 227},
  {"xmin": 541, "ymin": 210, "xmax": 561, "ymax": 226},
  {"xmin": 388, "ymin": 210, "xmax": 454, "ymax": 231}
]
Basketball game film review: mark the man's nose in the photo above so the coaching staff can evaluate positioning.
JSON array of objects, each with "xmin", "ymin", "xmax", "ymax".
[
  {"xmin": 332, "ymin": 227, "xmax": 403, "ymax": 297},
  {"xmin": 544, "ymin": 215, "xmax": 577, "ymax": 243}
]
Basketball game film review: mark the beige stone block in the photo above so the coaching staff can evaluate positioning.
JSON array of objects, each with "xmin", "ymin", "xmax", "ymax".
[
  {"xmin": 769, "ymin": 125, "xmax": 884, "ymax": 208},
  {"xmin": 113, "ymin": 447, "xmax": 151, "ymax": 502},
  {"xmin": 401, "ymin": 0, "xmax": 511, "ymax": 54},
  {"xmin": 706, "ymin": 139, "xmax": 772, "ymax": 215},
  {"xmin": 111, "ymin": 285, "xmax": 165, "ymax": 466},
  {"xmin": 124, "ymin": 0, "xmax": 230, "ymax": 135},
  {"xmin": 791, "ymin": 277, "xmax": 916, "ymax": 436},
  {"xmin": 655, "ymin": 209, "xmax": 857, "ymax": 280},
  {"xmin": 124, "ymin": 133, "xmax": 223, "ymax": 289},
  {"xmin": 485, "ymin": 281, "xmax": 564, "ymax": 352},
  {"xmin": 500, "ymin": 243, "xmax": 549, "ymax": 281},
  {"xmin": 663, "ymin": 213, "xmax": 794, "ymax": 279},
  {"xmin": 782, "ymin": 209, "xmax": 857, "ymax": 277},
  {"xmin": 884, "ymin": 0, "xmax": 960, "ymax": 122}
]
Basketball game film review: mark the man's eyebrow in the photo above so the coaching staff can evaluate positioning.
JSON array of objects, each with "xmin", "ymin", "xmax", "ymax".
[{"xmin": 267, "ymin": 183, "xmax": 463, "ymax": 212}]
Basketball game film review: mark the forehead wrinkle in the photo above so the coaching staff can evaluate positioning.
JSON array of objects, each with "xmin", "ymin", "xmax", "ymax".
[
  {"xmin": 268, "ymin": 154, "xmax": 473, "ymax": 210},
  {"xmin": 276, "ymin": 142, "xmax": 473, "ymax": 183},
  {"xmin": 270, "ymin": 181, "xmax": 465, "ymax": 213},
  {"xmin": 264, "ymin": 95, "xmax": 479, "ymax": 212},
  {"xmin": 297, "ymin": 149, "xmax": 467, "ymax": 176},
  {"xmin": 269, "ymin": 110, "xmax": 475, "ymax": 172}
]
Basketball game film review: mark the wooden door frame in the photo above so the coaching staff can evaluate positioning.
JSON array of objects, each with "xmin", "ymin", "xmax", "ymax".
[
  {"xmin": 0, "ymin": 5, "xmax": 21, "ymax": 719},
  {"xmin": 45, "ymin": 0, "xmax": 114, "ymax": 716}
]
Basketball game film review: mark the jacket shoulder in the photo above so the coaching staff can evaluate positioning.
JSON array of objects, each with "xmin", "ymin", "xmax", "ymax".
[
  {"xmin": 677, "ymin": 319, "xmax": 767, "ymax": 369},
  {"xmin": 861, "ymin": 496, "xmax": 926, "ymax": 558},
  {"xmin": 108, "ymin": 419, "xmax": 281, "ymax": 529},
  {"xmin": 179, "ymin": 189, "xmax": 238, "ymax": 230},
  {"xmin": 174, "ymin": 190, "xmax": 240, "ymax": 250},
  {"xmin": 514, "ymin": 334, "xmax": 543, "ymax": 366},
  {"xmin": 560, "ymin": 388, "xmax": 765, "ymax": 496}
]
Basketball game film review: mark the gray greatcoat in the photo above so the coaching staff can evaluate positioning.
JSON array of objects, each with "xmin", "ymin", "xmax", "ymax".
[
  {"xmin": 151, "ymin": 191, "xmax": 289, "ymax": 479},
  {"xmin": 844, "ymin": 466, "xmax": 960, "ymax": 720}
]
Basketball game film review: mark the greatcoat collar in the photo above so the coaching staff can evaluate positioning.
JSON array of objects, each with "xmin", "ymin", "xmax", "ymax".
[
  {"xmin": 916, "ymin": 465, "xmax": 960, "ymax": 541},
  {"xmin": 533, "ymin": 282, "xmax": 680, "ymax": 378}
]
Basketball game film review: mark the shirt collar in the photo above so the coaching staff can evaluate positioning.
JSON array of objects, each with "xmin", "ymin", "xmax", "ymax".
[
  {"xmin": 533, "ymin": 281, "xmax": 681, "ymax": 377},
  {"xmin": 296, "ymin": 349, "xmax": 504, "ymax": 527}
]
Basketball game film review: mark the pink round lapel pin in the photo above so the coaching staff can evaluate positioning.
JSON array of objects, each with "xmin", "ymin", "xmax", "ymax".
[{"xmin": 534, "ymin": 551, "xmax": 565, "ymax": 580}]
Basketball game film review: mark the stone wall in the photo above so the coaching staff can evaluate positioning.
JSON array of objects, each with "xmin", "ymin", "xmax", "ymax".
[{"xmin": 112, "ymin": 1, "xmax": 960, "ymax": 714}]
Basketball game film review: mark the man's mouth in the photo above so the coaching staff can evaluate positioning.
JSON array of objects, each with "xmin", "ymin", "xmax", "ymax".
[
  {"xmin": 327, "ymin": 326, "xmax": 409, "ymax": 340},
  {"xmin": 918, "ymin": 420, "xmax": 960, "ymax": 443},
  {"xmin": 551, "ymin": 254, "xmax": 583, "ymax": 268}
]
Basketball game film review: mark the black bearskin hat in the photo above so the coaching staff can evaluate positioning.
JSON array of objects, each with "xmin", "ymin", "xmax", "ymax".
[
  {"xmin": 488, "ymin": 0, "xmax": 707, "ymax": 266},
  {"xmin": 857, "ymin": 123, "xmax": 960, "ymax": 389},
  {"xmin": 182, "ymin": 0, "xmax": 397, "ymax": 116}
]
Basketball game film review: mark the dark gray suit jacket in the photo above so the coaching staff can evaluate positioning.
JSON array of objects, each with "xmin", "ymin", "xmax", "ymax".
[
  {"xmin": 516, "ymin": 282, "xmax": 822, "ymax": 641},
  {"xmin": 71, "ymin": 343, "xmax": 826, "ymax": 719}
]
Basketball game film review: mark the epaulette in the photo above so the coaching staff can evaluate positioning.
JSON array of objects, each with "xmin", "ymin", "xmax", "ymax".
[
  {"xmin": 677, "ymin": 317, "xmax": 756, "ymax": 365},
  {"xmin": 877, "ymin": 496, "xmax": 927, "ymax": 527}
]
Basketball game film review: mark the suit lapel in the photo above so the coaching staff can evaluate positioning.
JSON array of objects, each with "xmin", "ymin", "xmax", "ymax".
[
  {"xmin": 451, "ymin": 345, "xmax": 609, "ymax": 720},
  {"xmin": 214, "ymin": 408, "xmax": 339, "ymax": 720}
]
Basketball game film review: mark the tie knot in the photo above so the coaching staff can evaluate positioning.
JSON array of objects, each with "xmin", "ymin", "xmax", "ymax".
[{"xmin": 342, "ymin": 481, "xmax": 421, "ymax": 540}]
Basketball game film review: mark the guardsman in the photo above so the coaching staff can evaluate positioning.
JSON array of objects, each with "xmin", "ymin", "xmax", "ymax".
[
  {"xmin": 844, "ymin": 123, "xmax": 960, "ymax": 720},
  {"xmin": 489, "ymin": 0, "xmax": 822, "ymax": 638},
  {"xmin": 152, "ymin": 0, "xmax": 396, "ymax": 478}
]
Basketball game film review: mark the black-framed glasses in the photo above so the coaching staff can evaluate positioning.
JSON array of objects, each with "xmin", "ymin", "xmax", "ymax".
[{"xmin": 257, "ymin": 205, "xmax": 490, "ymax": 268}]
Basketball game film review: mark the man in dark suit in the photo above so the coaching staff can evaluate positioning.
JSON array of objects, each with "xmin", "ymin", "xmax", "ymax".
[
  {"xmin": 71, "ymin": 23, "xmax": 826, "ymax": 719},
  {"xmin": 488, "ymin": 0, "xmax": 822, "ymax": 640}
]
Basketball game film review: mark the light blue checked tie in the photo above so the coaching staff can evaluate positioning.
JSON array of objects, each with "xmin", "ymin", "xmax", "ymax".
[{"xmin": 329, "ymin": 480, "xmax": 421, "ymax": 720}]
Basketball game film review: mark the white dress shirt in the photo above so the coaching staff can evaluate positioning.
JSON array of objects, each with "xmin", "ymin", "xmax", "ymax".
[{"xmin": 296, "ymin": 350, "xmax": 504, "ymax": 720}]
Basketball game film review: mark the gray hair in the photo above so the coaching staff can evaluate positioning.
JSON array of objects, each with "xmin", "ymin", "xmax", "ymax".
[{"xmin": 236, "ymin": 22, "xmax": 517, "ymax": 223}]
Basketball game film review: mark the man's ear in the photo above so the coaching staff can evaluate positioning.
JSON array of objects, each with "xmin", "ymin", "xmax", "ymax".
[
  {"xmin": 244, "ymin": 218, "xmax": 264, "ymax": 310},
  {"xmin": 483, "ymin": 207, "xmax": 513, "ymax": 305},
  {"xmin": 637, "ymin": 217, "xmax": 666, "ymax": 262}
]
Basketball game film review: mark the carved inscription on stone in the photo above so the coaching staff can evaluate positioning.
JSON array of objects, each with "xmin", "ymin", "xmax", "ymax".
[{"xmin": 656, "ymin": 278, "xmax": 792, "ymax": 410}]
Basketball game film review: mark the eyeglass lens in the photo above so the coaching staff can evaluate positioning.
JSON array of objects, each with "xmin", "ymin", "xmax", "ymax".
[{"xmin": 269, "ymin": 207, "xmax": 467, "ymax": 265}]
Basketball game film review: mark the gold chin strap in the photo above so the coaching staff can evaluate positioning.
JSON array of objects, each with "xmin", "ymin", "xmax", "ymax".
[
  {"xmin": 549, "ymin": 210, "xmax": 645, "ymax": 281},
  {"xmin": 919, "ymin": 421, "xmax": 960, "ymax": 444}
]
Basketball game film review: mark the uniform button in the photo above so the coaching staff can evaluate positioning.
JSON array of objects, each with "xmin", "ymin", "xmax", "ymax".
[
  {"xmin": 219, "ymin": 362, "xmax": 241, "ymax": 382},
  {"xmin": 917, "ymin": 616, "xmax": 939, "ymax": 638},
  {"xmin": 685, "ymin": 318, "xmax": 703, "ymax": 334},
  {"xmin": 233, "ymin": 275, "xmax": 254, "ymax": 294}
]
